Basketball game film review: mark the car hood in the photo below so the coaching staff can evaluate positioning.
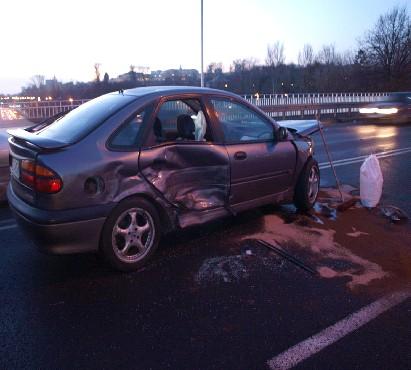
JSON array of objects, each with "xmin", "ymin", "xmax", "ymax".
[{"xmin": 278, "ymin": 119, "xmax": 321, "ymax": 136}]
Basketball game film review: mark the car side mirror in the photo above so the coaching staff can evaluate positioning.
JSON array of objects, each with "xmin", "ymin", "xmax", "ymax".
[{"xmin": 277, "ymin": 126, "xmax": 288, "ymax": 141}]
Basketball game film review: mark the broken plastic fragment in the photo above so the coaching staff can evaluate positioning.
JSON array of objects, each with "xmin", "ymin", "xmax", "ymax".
[{"xmin": 380, "ymin": 205, "xmax": 409, "ymax": 224}]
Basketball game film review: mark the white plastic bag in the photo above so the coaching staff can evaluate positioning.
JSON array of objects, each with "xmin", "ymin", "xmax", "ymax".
[{"xmin": 360, "ymin": 154, "xmax": 383, "ymax": 208}]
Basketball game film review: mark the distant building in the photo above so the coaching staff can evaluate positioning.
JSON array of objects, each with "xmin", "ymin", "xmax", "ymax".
[
  {"xmin": 161, "ymin": 68, "xmax": 199, "ymax": 81},
  {"xmin": 111, "ymin": 71, "xmax": 145, "ymax": 83},
  {"xmin": 150, "ymin": 70, "xmax": 163, "ymax": 81},
  {"xmin": 110, "ymin": 67, "xmax": 200, "ymax": 84}
]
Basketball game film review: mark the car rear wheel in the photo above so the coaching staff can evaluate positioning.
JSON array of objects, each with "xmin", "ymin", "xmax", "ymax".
[
  {"xmin": 294, "ymin": 158, "xmax": 320, "ymax": 211},
  {"xmin": 101, "ymin": 197, "xmax": 161, "ymax": 272}
]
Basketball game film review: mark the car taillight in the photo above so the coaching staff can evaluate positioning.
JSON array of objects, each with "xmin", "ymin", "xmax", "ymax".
[{"xmin": 20, "ymin": 160, "xmax": 62, "ymax": 193}]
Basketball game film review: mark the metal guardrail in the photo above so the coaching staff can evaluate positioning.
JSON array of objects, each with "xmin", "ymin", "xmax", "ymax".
[
  {"xmin": 244, "ymin": 92, "xmax": 387, "ymax": 105},
  {"xmin": 8, "ymin": 92, "xmax": 386, "ymax": 120},
  {"xmin": 9, "ymin": 100, "xmax": 87, "ymax": 121}
]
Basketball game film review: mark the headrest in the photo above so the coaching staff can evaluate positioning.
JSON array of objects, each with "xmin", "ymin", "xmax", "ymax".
[
  {"xmin": 153, "ymin": 117, "xmax": 162, "ymax": 138},
  {"xmin": 177, "ymin": 114, "xmax": 195, "ymax": 140}
]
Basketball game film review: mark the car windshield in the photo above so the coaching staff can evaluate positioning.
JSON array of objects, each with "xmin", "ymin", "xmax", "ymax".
[{"xmin": 34, "ymin": 93, "xmax": 136, "ymax": 143}]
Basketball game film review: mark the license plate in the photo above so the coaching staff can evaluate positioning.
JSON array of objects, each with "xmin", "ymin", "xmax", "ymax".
[{"xmin": 10, "ymin": 158, "xmax": 20, "ymax": 179}]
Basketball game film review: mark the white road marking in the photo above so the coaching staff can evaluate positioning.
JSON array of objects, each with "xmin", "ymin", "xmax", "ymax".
[
  {"xmin": 0, "ymin": 218, "xmax": 16, "ymax": 225},
  {"xmin": 267, "ymin": 289, "xmax": 411, "ymax": 370},
  {"xmin": 0, "ymin": 218, "xmax": 17, "ymax": 232},
  {"xmin": 0, "ymin": 224, "xmax": 17, "ymax": 231},
  {"xmin": 319, "ymin": 146, "xmax": 411, "ymax": 170}
]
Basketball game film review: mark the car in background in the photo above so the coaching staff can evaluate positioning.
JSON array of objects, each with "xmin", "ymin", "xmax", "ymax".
[
  {"xmin": 7, "ymin": 86, "xmax": 319, "ymax": 271},
  {"xmin": 359, "ymin": 92, "xmax": 411, "ymax": 124}
]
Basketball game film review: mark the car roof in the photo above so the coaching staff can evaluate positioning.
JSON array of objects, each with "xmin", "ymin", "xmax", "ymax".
[{"xmin": 117, "ymin": 86, "xmax": 242, "ymax": 100}]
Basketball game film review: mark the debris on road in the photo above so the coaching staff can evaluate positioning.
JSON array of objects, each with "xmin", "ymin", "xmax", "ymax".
[
  {"xmin": 196, "ymin": 255, "xmax": 248, "ymax": 284},
  {"xmin": 242, "ymin": 212, "xmax": 387, "ymax": 289},
  {"xmin": 380, "ymin": 205, "xmax": 409, "ymax": 224},
  {"xmin": 313, "ymin": 202, "xmax": 337, "ymax": 220},
  {"xmin": 317, "ymin": 184, "xmax": 357, "ymax": 206},
  {"xmin": 192, "ymin": 184, "xmax": 410, "ymax": 291},
  {"xmin": 255, "ymin": 239, "xmax": 316, "ymax": 275},
  {"xmin": 346, "ymin": 227, "xmax": 370, "ymax": 238},
  {"xmin": 336, "ymin": 197, "xmax": 359, "ymax": 212}
]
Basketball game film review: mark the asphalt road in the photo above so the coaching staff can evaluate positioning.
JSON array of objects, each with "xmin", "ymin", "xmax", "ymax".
[
  {"xmin": 0, "ymin": 120, "xmax": 410, "ymax": 369},
  {"xmin": 312, "ymin": 120, "xmax": 411, "ymax": 216}
]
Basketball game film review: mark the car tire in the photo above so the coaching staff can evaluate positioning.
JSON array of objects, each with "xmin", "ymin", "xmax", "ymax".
[
  {"xmin": 100, "ymin": 197, "xmax": 161, "ymax": 272},
  {"xmin": 294, "ymin": 158, "xmax": 320, "ymax": 211}
]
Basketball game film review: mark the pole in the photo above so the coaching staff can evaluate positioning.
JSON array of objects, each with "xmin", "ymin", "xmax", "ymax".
[
  {"xmin": 200, "ymin": 0, "xmax": 204, "ymax": 87},
  {"xmin": 316, "ymin": 113, "xmax": 344, "ymax": 202}
]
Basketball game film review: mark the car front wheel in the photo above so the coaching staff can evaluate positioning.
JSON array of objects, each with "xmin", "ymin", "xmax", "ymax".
[
  {"xmin": 294, "ymin": 158, "xmax": 320, "ymax": 211},
  {"xmin": 101, "ymin": 197, "xmax": 161, "ymax": 272}
]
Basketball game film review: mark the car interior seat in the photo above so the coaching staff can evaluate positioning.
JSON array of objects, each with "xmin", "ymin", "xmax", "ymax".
[
  {"xmin": 177, "ymin": 114, "xmax": 195, "ymax": 140},
  {"xmin": 153, "ymin": 117, "xmax": 164, "ymax": 142}
]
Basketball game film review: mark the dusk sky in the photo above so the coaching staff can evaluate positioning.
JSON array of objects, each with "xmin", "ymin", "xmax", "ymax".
[{"xmin": 0, "ymin": 0, "xmax": 408, "ymax": 94}]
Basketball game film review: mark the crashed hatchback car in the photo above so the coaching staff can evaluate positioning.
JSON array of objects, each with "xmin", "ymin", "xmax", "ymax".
[{"xmin": 7, "ymin": 87, "xmax": 319, "ymax": 271}]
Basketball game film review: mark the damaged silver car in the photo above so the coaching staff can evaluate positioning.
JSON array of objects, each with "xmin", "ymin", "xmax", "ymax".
[{"xmin": 7, "ymin": 86, "xmax": 319, "ymax": 271}]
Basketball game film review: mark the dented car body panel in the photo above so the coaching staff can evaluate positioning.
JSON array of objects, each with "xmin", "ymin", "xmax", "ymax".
[
  {"xmin": 7, "ymin": 86, "xmax": 317, "ymax": 255},
  {"xmin": 139, "ymin": 143, "xmax": 230, "ymax": 211}
]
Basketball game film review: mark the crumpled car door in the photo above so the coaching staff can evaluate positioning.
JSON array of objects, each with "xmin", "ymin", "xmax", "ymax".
[{"xmin": 139, "ymin": 143, "xmax": 230, "ymax": 213}]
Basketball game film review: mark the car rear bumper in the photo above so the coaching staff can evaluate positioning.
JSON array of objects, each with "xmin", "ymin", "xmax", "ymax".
[{"xmin": 7, "ymin": 183, "xmax": 108, "ymax": 254}]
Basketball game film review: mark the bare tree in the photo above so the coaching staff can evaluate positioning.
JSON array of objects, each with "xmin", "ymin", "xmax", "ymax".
[
  {"xmin": 207, "ymin": 62, "xmax": 223, "ymax": 74},
  {"xmin": 265, "ymin": 42, "xmax": 285, "ymax": 93},
  {"xmin": 298, "ymin": 44, "xmax": 314, "ymax": 66},
  {"xmin": 361, "ymin": 6, "xmax": 411, "ymax": 87},
  {"xmin": 31, "ymin": 75, "xmax": 45, "ymax": 88},
  {"xmin": 341, "ymin": 50, "xmax": 355, "ymax": 65},
  {"xmin": 129, "ymin": 64, "xmax": 137, "ymax": 81},
  {"xmin": 94, "ymin": 63, "xmax": 101, "ymax": 82},
  {"xmin": 232, "ymin": 58, "xmax": 258, "ymax": 73},
  {"xmin": 266, "ymin": 41, "xmax": 285, "ymax": 67},
  {"xmin": 316, "ymin": 44, "xmax": 341, "ymax": 65},
  {"xmin": 103, "ymin": 72, "xmax": 110, "ymax": 85}
]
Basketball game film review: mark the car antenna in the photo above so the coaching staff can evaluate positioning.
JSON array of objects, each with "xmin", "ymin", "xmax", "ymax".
[{"xmin": 118, "ymin": 89, "xmax": 124, "ymax": 95}]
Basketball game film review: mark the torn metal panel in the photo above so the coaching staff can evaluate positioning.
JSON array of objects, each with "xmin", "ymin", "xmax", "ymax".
[
  {"xmin": 279, "ymin": 119, "xmax": 321, "ymax": 136},
  {"xmin": 139, "ymin": 144, "xmax": 230, "ymax": 212}
]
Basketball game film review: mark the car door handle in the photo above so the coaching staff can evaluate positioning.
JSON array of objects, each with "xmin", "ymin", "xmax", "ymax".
[{"xmin": 234, "ymin": 151, "xmax": 247, "ymax": 160}]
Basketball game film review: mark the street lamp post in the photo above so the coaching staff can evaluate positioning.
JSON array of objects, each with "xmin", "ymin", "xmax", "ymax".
[{"xmin": 200, "ymin": 0, "xmax": 204, "ymax": 87}]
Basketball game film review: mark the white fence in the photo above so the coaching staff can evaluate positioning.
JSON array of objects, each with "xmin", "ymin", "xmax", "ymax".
[
  {"xmin": 244, "ymin": 92, "xmax": 387, "ymax": 107},
  {"xmin": 10, "ymin": 92, "xmax": 388, "ymax": 120}
]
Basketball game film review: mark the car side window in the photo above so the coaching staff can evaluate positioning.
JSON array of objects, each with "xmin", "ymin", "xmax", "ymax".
[
  {"xmin": 109, "ymin": 105, "xmax": 151, "ymax": 150},
  {"xmin": 210, "ymin": 98, "xmax": 273, "ymax": 143},
  {"xmin": 150, "ymin": 99, "xmax": 212, "ymax": 144}
]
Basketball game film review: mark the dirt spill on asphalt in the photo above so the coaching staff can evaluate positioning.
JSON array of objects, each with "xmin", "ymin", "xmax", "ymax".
[
  {"xmin": 243, "ymin": 213, "xmax": 388, "ymax": 289},
  {"xmin": 194, "ymin": 185, "xmax": 411, "ymax": 291}
]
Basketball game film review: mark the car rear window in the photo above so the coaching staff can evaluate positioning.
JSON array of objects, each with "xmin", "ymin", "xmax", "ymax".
[{"xmin": 34, "ymin": 93, "xmax": 136, "ymax": 143}]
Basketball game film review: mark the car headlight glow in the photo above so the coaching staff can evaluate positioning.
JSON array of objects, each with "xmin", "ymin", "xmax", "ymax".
[
  {"xmin": 359, "ymin": 107, "xmax": 398, "ymax": 115},
  {"xmin": 359, "ymin": 107, "xmax": 376, "ymax": 114},
  {"xmin": 376, "ymin": 107, "xmax": 398, "ymax": 115}
]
